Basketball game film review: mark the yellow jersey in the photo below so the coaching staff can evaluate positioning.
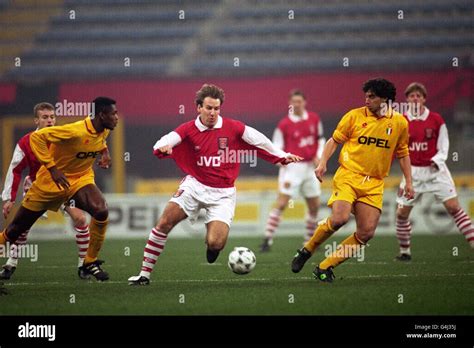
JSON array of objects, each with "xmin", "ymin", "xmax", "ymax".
[
  {"xmin": 332, "ymin": 106, "xmax": 409, "ymax": 179},
  {"xmin": 30, "ymin": 117, "xmax": 109, "ymax": 178}
]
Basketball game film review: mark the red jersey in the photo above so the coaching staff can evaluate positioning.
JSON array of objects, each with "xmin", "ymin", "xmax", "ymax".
[
  {"xmin": 274, "ymin": 111, "xmax": 323, "ymax": 162},
  {"xmin": 404, "ymin": 109, "xmax": 446, "ymax": 167},
  {"xmin": 1, "ymin": 132, "xmax": 41, "ymax": 202},
  {"xmin": 153, "ymin": 116, "xmax": 287, "ymax": 188}
]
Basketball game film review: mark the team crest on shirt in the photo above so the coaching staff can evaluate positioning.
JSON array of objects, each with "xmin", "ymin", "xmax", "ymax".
[
  {"xmin": 173, "ymin": 189, "xmax": 184, "ymax": 198},
  {"xmin": 362, "ymin": 122, "xmax": 368, "ymax": 128},
  {"xmin": 425, "ymin": 128, "xmax": 434, "ymax": 139},
  {"xmin": 386, "ymin": 125, "xmax": 393, "ymax": 135},
  {"xmin": 218, "ymin": 137, "xmax": 228, "ymax": 149}
]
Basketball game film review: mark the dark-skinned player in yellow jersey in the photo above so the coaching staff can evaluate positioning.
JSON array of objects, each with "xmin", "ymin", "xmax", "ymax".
[
  {"xmin": 0, "ymin": 97, "xmax": 118, "ymax": 282},
  {"xmin": 291, "ymin": 78, "xmax": 415, "ymax": 282}
]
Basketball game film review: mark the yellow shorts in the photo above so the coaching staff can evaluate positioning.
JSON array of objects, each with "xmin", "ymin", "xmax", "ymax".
[
  {"xmin": 22, "ymin": 171, "xmax": 95, "ymax": 212},
  {"xmin": 327, "ymin": 166, "xmax": 385, "ymax": 211}
]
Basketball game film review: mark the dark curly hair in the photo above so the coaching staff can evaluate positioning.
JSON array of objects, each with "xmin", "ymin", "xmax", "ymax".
[{"xmin": 362, "ymin": 78, "xmax": 396, "ymax": 102}]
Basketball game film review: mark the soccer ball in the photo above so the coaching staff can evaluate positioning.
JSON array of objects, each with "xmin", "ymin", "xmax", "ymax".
[{"xmin": 228, "ymin": 247, "xmax": 256, "ymax": 275}]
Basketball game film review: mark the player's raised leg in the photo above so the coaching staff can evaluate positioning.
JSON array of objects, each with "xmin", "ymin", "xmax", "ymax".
[
  {"xmin": 444, "ymin": 198, "xmax": 474, "ymax": 248},
  {"xmin": 0, "ymin": 207, "xmax": 46, "ymax": 243},
  {"xmin": 260, "ymin": 193, "xmax": 290, "ymax": 252},
  {"xmin": 395, "ymin": 205, "xmax": 414, "ymax": 261},
  {"xmin": 314, "ymin": 202, "xmax": 378, "ymax": 282},
  {"xmin": 292, "ymin": 200, "xmax": 351, "ymax": 273},
  {"xmin": 129, "ymin": 202, "xmax": 187, "ymax": 285},
  {"xmin": 70, "ymin": 184, "xmax": 109, "ymax": 281},
  {"xmin": 205, "ymin": 221, "xmax": 229, "ymax": 263}
]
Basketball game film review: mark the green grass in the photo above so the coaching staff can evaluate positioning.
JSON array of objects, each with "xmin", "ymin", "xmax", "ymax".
[{"xmin": 1, "ymin": 235, "xmax": 473, "ymax": 315}]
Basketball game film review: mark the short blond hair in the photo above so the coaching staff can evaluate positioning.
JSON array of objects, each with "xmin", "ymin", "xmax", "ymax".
[
  {"xmin": 404, "ymin": 82, "xmax": 427, "ymax": 98},
  {"xmin": 33, "ymin": 102, "xmax": 55, "ymax": 118}
]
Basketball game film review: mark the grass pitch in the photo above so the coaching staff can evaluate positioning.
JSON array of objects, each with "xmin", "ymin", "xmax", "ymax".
[{"xmin": 1, "ymin": 235, "xmax": 473, "ymax": 315}]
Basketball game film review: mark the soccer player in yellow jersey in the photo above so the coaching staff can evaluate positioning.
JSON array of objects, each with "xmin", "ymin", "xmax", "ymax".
[
  {"xmin": 0, "ymin": 97, "xmax": 118, "ymax": 281},
  {"xmin": 291, "ymin": 78, "xmax": 415, "ymax": 282}
]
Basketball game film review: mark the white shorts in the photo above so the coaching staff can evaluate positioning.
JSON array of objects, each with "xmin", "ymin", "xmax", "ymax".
[
  {"xmin": 278, "ymin": 161, "xmax": 321, "ymax": 198},
  {"xmin": 170, "ymin": 175, "xmax": 236, "ymax": 227},
  {"xmin": 396, "ymin": 164, "xmax": 457, "ymax": 207}
]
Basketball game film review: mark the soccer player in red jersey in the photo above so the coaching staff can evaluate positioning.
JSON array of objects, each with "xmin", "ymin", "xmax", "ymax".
[
  {"xmin": 128, "ymin": 84, "xmax": 302, "ymax": 285},
  {"xmin": 395, "ymin": 82, "xmax": 474, "ymax": 260},
  {"xmin": 0, "ymin": 102, "xmax": 92, "ymax": 280},
  {"xmin": 260, "ymin": 89, "xmax": 325, "ymax": 252}
]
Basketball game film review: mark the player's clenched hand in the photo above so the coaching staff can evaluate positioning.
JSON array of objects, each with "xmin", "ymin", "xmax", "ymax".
[
  {"xmin": 98, "ymin": 152, "xmax": 112, "ymax": 169},
  {"xmin": 159, "ymin": 145, "xmax": 173, "ymax": 155},
  {"xmin": 315, "ymin": 162, "xmax": 327, "ymax": 183},
  {"xmin": 2, "ymin": 201, "xmax": 14, "ymax": 219},
  {"xmin": 404, "ymin": 182, "xmax": 415, "ymax": 200},
  {"xmin": 48, "ymin": 166, "xmax": 70, "ymax": 190},
  {"xmin": 281, "ymin": 154, "xmax": 303, "ymax": 165}
]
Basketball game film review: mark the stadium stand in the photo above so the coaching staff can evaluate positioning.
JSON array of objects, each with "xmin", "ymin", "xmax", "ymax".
[{"xmin": 0, "ymin": 0, "xmax": 472, "ymax": 80}]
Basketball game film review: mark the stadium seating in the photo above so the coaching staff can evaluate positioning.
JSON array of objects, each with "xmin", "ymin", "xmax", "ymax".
[{"xmin": 0, "ymin": 0, "xmax": 472, "ymax": 80}]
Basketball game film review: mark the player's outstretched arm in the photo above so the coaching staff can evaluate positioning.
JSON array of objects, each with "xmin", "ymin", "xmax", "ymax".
[
  {"xmin": 315, "ymin": 138, "xmax": 339, "ymax": 182},
  {"xmin": 153, "ymin": 131, "xmax": 182, "ymax": 157},
  {"xmin": 242, "ymin": 125, "xmax": 302, "ymax": 164}
]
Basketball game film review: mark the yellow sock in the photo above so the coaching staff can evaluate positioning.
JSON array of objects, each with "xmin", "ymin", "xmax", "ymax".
[
  {"xmin": 84, "ymin": 218, "xmax": 108, "ymax": 264},
  {"xmin": 319, "ymin": 232, "xmax": 364, "ymax": 270},
  {"xmin": 0, "ymin": 230, "xmax": 8, "ymax": 245},
  {"xmin": 304, "ymin": 218, "xmax": 336, "ymax": 253}
]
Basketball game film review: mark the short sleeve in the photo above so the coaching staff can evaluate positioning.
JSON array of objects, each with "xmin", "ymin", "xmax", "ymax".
[
  {"xmin": 174, "ymin": 122, "xmax": 191, "ymax": 140},
  {"xmin": 396, "ymin": 118, "xmax": 410, "ymax": 159},
  {"xmin": 332, "ymin": 111, "xmax": 354, "ymax": 144}
]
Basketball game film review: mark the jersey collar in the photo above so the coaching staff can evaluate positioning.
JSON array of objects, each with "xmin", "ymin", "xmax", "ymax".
[
  {"xmin": 406, "ymin": 107, "xmax": 429, "ymax": 121},
  {"xmin": 195, "ymin": 115, "xmax": 223, "ymax": 132},
  {"xmin": 288, "ymin": 110, "xmax": 308, "ymax": 122},
  {"xmin": 365, "ymin": 106, "xmax": 393, "ymax": 119},
  {"xmin": 84, "ymin": 116, "xmax": 98, "ymax": 135}
]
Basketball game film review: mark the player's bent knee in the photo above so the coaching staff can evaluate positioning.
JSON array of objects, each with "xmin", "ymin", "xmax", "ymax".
[
  {"xmin": 207, "ymin": 239, "xmax": 225, "ymax": 251},
  {"xmin": 74, "ymin": 213, "xmax": 88, "ymax": 227},
  {"xmin": 6, "ymin": 223, "xmax": 23, "ymax": 242},
  {"xmin": 156, "ymin": 219, "xmax": 175, "ymax": 234},
  {"xmin": 396, "ymin": 208, "xmax": 411, "ymax": 220},
  {"xmin": 91, "ymin": 205, "xmax": 108, "ymax": 221},
  {"xmin": 444, "ymin": 202, "xmax": 460, "ymax": 216},
  {"xmin": 330, "ymin": 215, "xmax": 350, "ymax": 230},
  {"xmin": 356, "ymin": 229, "xmax": 375, "ymax": 243}
]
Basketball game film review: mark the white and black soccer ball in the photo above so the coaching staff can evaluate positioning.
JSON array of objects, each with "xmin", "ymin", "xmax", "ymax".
[{"xmin": 228, "ymin": 247, "xmax": 256, "ymax": 275}]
